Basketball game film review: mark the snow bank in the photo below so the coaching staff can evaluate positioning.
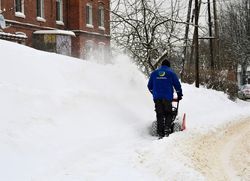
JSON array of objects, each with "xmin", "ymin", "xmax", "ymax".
[
  {"xmin": 0, "ymin": 39, "xmax": 249, "ymax": 181},
  {"xmin": 180, "ymin": 84, "xmax": 250, "ymax": 132}
]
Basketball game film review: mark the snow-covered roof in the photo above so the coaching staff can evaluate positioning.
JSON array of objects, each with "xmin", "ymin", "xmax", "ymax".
[{"xmin": 33, "ymin": 30, "xmax": 76, "ymax": 37}]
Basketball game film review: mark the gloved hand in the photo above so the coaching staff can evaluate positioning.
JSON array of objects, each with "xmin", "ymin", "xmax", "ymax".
[{"xmin": 177, "ymin": 93, "xmax": 183, "ymax": 101}]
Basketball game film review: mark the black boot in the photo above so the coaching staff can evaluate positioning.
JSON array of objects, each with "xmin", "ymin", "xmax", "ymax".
[
  {"xmin": 164, "ymin": 127, "xmax": 171, "ymax": 137},
  {"xmin": 158, "ymin": 134, "xmax": 165, "ymax": 139}
]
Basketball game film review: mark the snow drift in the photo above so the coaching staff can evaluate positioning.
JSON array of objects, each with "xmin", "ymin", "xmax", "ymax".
[{"xmin": 0, "ymin": 40, "xmax": 249, "ymax": 181}]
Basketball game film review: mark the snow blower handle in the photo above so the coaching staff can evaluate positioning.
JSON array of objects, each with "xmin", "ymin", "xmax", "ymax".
[
  {"xmin": 172, "ymin": 98, "xmax": 179, "ymax": 102},
  {"xmin": 172, "ymin": 98, "xmax": 180, "ymax": 115}
]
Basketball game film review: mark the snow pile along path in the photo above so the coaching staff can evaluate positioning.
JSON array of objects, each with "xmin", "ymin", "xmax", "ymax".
[{"xmin": 182, "ymin": 118, "xmax": 250, "ymax": 181}]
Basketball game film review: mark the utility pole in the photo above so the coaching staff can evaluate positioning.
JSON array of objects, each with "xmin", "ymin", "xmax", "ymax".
[
  {"xmin": 194, "ymin": 0, "xmax": 199, "ymax": 88},
  {"xmin": 207, "ymin": 0, "xmax": 214, "ymax": 70},
  {"xmin": 243, "ymin": 0, "xmax": 250, "ymax": 85},
  {"xmin": 213, "ymin": 0, "xmax": 219, "ymax": 68},
  {"xmin": 189, "ymin": 0, "xmax": 202, "ymax": 73},
  {"xmin": 247, "ymin": 0, "xmax": 250, "ymax": 41},
  {"xmin": 182, "ymin": 0, "xmax": 193, "ymax": 79}
]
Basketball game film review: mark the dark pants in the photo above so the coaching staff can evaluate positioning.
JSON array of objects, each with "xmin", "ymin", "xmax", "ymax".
[{"xmin": 154, "ymin": 99, "xmax": 173, "ymax": 136}]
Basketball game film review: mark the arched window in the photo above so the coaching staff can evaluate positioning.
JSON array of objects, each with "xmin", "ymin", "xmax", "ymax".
[
  {"xmin": 15, "ymin": 31, "xmax": 27, "ymax": 37},
  {"xmin": 98, "ymin": 42, "xmax": 105, "ymax": 61},
  {"xmin": 15, "ymin": 32, "xmax": 27, "ymax": 44},
  {"xmin": 84, "ymin": 40, "xmax": 94, "ymax": 60}
]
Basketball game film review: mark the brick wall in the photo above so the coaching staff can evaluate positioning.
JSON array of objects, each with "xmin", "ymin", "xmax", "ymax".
[
  {"xmin": 0, "ymin": 0, "xmax": 110, "ymax": 60},
  {"xmin": 2, "ymin": 0, "xmax": 63, "ymax": 28}
]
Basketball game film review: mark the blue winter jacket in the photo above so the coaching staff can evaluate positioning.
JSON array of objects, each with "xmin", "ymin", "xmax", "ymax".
[{"xmin": 147, "ymin": 66, "xmax": 183, "ymax": 101}]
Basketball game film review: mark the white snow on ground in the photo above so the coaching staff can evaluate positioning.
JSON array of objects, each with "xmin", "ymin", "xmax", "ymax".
[{"xmin": 0, "ymin": 39, "xmax": 250, "ymax": 181}]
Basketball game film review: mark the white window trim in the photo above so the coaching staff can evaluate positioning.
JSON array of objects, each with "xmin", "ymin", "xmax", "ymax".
[
  {"xmin": 98, "ymin": 42, "xmax": 105, "ymax": 46},
  {"xmin": 15, "ymin": 31, "xmax": 27, "ymax": 38},
  {"xmin": 86, "ymin": 24, "xmax": 94, "ymax": 28},
  {"xmin": 36, "ymin": 17, "xmax": 46, "ymax": 22},
  {"xmin": 56, "ymin": 20, "xmax": 64, "ymax": 25},
  {"xmin": 15, "ymin": 12, "xmax": 26, "ymax": 18},
  {"xmin": 0, "ymin": 0, "xmax": 2, "ymax": 12},
  {"xmin": 86, "ymin": 3, "xmax": 93, "ymax": 27},
  {"xmin": 98, "ymin": 26, "xmax": 105, "ymax": 30}
]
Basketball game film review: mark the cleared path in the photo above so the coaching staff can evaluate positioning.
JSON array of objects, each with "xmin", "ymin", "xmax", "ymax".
[{"xmin": 187, "ymin": 118, "xmax": 250, "ymax": 181}]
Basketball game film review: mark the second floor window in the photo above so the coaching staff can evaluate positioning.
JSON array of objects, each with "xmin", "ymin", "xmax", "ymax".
[
  {"xmin": 86, "ymin": 3, "xmax": 93, "ymax": 27},
  {"xmin": 36, "ymin": 0, "xmax": 44, "ymax": 18},
  {"xmin": 98, "ymin": 6, "xmax": 104, "ymax": 28},
  {"xmin": 56, "ymin": 0, "xmax": 63, "ymax": 21},
  {"xmin": 15, "ymin": 0, "xmax": 24, "ymax": 13}
]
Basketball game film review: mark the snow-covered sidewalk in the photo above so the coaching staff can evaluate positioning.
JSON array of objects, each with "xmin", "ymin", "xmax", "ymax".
[{"xmin": 177, "ymin": 118, "xmax": 250, "ymax": 181}]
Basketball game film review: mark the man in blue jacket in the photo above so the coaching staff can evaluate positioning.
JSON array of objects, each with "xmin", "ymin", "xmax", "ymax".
[{"xmin": 148, "ymin": 59, "xmax": 183, "ymax": 138}]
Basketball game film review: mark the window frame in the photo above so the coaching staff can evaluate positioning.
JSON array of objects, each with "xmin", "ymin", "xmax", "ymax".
[
  {"xmin": 85, "ymin": 40, "xmax": 94, "ymax": 60},
  {"xmin": 56, "ymin": 0, "xmax": 63, "ymax": 24},
  {"xmin": 98, "ymin": 42, "xmax": 106, "ymax": 61},
  {"xmin": 36, "ymin": 0, "xmax": 44, "ymax": 19},
  {"xmin": 15, "ymin": 0, "xmax": 25, "ymax": 18},
  {"xmin": 98, "ymin": 5, "xmax": 105, "ymax": 29},
  {"xmin": 86, "ymin": 3, "xmax": 93, "ymax": 28}
]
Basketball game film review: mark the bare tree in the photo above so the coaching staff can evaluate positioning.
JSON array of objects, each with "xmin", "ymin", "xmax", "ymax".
[
  {"xmin": 111, "ymin": 0, "xmax": 185, "ymax": 76},
  {"xmin": 219, "ymin": 0, "xmax": 250, "ymax": 85},
  {"xmin": 187, "ymin": 0, "xmax": 250, "ymax": 98}
]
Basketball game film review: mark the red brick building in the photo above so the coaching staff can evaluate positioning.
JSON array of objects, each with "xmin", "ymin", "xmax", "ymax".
[{"xmin": 0, "ymin": 0, "xmax": 110, "ymax": 60}]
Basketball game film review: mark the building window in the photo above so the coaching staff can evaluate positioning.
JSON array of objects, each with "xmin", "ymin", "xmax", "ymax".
[
  {"xmin": 98, "ymin": 6, "xmax": 105, "ymax": 29},
  {"xmin": 56, "ymin": 0, "xmax": 63, "ymax": 23},
  {"xmin": 15, "ymin": 0, "xmax": 25, "ymax": 18},
  {"xmin": 98, "ymin": 42, "xmax": 106, "ymax": 62},
  {"xmin": 85, "ymin": 40, "xmax": 94, "ymax": 60},
  {"xmin": 86, "ymin": 3, "xmax": 93, "ymax": 28},
  {"xmin": 15, "ymin": 32, "xmax": 27, "ymax": 44},
  {"xmin": 36, "ymin": 0, "xmax": 44, "ymax": 18},
  {"xmin": 56, "ymin": 35, "xmax": 72, "ymax": 56},
  {"xmin": 15, "ymin": 0, "xmax": 24, "ymax": 13},
  {"xmin": 15, "ymin": 0, "xmax": 21, "ymax": 12}
]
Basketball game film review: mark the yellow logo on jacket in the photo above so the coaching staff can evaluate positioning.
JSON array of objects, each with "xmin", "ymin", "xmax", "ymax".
[{"xmin": 159, "ymin": 71, "xmax": 165, "ymax": 77}]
